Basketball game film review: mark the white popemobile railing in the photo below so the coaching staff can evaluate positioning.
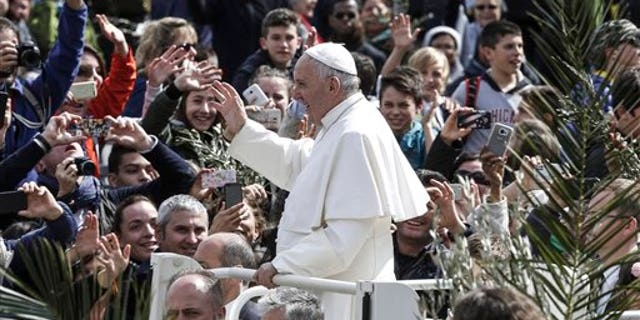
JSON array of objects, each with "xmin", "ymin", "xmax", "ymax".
[
  {"xmin": 148, "ymin": 253, "xmax": 452, "ymax": 320},
  {"xmin": 148, "ymin": 253, "xmax": 640, "ymax": 320}
]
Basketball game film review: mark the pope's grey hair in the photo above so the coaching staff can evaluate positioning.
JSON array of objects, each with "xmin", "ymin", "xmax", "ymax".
[
  {"xmin": 257, "ymin": 287, "xmax": 323, "ymax": 320},
  {"xmin": 304, "ymin": 55, "xmax": 361, "ymax": 95},
  {"xmin": 157, "ymin": 194, "xmax": 207, "ymax": 232}
]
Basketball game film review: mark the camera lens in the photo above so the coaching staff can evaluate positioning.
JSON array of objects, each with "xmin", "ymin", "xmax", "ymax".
[
  {"xmin": 499, "ymin": 128, "xmax": 508, "ymax": 135},
  {"xmin": 73, "ymin": 157, "xmax": 96, "ymax": 176}
]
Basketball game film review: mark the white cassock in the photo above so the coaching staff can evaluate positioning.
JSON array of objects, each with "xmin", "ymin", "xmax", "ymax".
[{"xmin": 229, "ymin": 93, "xmax": 429, "ymax": 319}]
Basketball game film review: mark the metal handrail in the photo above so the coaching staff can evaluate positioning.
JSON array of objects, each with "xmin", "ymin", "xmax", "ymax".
[
  {"xmin": 225, "ymin": 285, "xmax": 269, "ymax": 320},
  {"xmin": 208, "ymin": 268, "xmax": 358, "ymax": 295}
]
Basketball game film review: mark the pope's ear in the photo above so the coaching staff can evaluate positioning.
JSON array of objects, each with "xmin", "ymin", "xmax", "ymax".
[{"xmin": 328, "ymin": 76, "xmax": 341, "ymax": 93}]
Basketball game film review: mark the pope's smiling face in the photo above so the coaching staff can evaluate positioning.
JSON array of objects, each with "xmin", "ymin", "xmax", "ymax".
[{"xmin": 293, "ymin": 56, "xmax": 334, "ymax": 122}]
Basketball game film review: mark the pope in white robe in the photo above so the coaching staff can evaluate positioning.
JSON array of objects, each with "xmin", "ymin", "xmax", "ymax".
[{"xmin": 212, "ymin": 43, "xmax": 429, "ymax": 319}]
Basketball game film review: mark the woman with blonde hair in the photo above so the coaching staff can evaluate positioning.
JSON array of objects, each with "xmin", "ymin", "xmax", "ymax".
[{"xmin": 123, "ymin": 17, "xmax": 199, "ymax": 117}]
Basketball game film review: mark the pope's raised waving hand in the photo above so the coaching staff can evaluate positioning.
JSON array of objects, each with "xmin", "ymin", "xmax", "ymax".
[{"xmin": 211, "ymin": 81, "xmax": 248, "ymax": 141}]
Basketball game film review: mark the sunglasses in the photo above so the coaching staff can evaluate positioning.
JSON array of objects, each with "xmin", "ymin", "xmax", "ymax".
[
  {"xmin": 334, "ymin": 12, "xmax": 356, "ymax": 20},
  {"xmin": 454, "ymin": 170, "xmax": 491, "ymax": 186},
  {"xmin": 475, "ymin": 4, "xmax": 498, "ymax": 10}
]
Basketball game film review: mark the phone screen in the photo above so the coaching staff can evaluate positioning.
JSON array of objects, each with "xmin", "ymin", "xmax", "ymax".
[
  {"xmin": 224, "ymin": 183, "xmax": 243, "ymax": 207},
  {"xmin": 0, "ymin": 191, "xmax": 27, "ymax": 214}
]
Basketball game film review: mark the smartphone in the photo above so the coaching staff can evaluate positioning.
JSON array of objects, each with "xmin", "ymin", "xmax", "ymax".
[
  {"xmin": 485, "ymin": 123, "xmax": 514, "ymax": 156},
  {"xmin": 457, "ymin": 111, "xmax": 492, "ymax": 129},
  {"xmin": 243, "ymin": 84, "xmax": 270, "ymax": 107},
  {"xmin": 450, "ymin": 183, "xmax": 463, "ymax": 201},
  {"xmin": 77, "ymin": 118, "xmax": 113, "ymax": 137},
  {"xmin": 69, "ymin": 81, "xmax": 97, "ymax": 100},
  {"xmin": 246, "ymin": 108, "xmax": 282, "ymax": 130},
  {"xmin": 0, "ymin": 91, "xmax": 9, "ymax": 125},
  {"xmin": 201, "ymin": 169, "xmax": 237, "ymax": 189},
  {"xmin": 224, "ymin": 183, "xmax": 243, "ymax": 207},
  {"xmin": 0, "ymin": 190, "xmax": 27, "ymax": 214}
]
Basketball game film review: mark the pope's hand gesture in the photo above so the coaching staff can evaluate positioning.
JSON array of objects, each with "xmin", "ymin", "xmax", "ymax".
[
  {"xmin": 105, "ymin": 116, "xmax": 154, "ymax": 152},
  {"xmin": 254, "ymin": 262, "xmax": 278, "ymax": 288},
  {"xmin": 211, "ymin": 81, "xmax": 247, "ymax": 141}
]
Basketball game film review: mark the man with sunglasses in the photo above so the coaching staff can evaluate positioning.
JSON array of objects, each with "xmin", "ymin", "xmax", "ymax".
[{"xmin": 327, "ymin": 0, "xmax": 387, "ymax": 73}]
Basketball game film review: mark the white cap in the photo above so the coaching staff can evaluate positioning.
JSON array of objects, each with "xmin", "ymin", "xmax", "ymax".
[{"xmin": 304, "ymin": 42, "xmax": 358, "ymax": 76}]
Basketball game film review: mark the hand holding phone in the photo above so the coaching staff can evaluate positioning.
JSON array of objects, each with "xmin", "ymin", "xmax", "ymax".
[
  {"xmin": 246, "ymin": 108, "xmax": 282, "ymax": 131},
  {"xmin": 224, "ymin": 183, "xmax": 243, "ymax": 207},
  {"xmin": 457, "ymin": 110, "xmax": 492, "ymax": 129},
  {"xmin": 485, "ymin": 123, "xmax": 514, "ymax": 156},
  {"xmin": 243, "ymin": 84, "xmax": 270, "ymax": 107},
  {"xmin": 202, "ymin": 169, "xmax": 237, "ymax": 189}
]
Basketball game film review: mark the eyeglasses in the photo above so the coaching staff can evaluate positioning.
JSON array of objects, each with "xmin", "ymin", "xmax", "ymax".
[
  {"xmin": 475, "ymin": 4, "xmax": 498, "ymax": 10},
  {"xmin": 334, "ymin": 12, "xmax": 356, "ymax": 20},
  {"xmin": 454, "ymin": 170, "xmax": 491, "ymax": 186}
]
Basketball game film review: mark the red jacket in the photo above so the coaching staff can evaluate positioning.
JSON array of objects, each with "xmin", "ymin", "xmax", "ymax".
[{"xmin": 88, "ymin": 48, "xmax": 137, "ymax": 118}]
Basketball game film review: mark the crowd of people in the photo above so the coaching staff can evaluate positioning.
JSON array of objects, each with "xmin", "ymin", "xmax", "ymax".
[{"xmin": 0, "ymin": 0, "xmax": 639, "ymax": 319}]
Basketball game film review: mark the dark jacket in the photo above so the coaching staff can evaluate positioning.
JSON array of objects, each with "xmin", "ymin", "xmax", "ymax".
[
  {"xmin": 232, "ymin": 49, "xmax": 299, "ymax": 95},
  {"xmin": 2, "ymin": 3, "xmax": 87, "ymax": 159},
  {"xmin": 35, "ymin": 139, "xmax": 195, "ymax": 234},
  {"xmin": 0, "ymin": 134, "xmax": 48, "ymax": 192},
  {"xmin": 6, "ymin": 201, "xmax": 77, "ymax": 285},
  {"xmin": 424, "ymin": 134, "xmax": 464, "ymax": 180}
]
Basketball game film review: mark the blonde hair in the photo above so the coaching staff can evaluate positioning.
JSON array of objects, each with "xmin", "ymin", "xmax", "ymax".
[
  {"xmin": 135, "ymin": 17, "xmax": 198, "ymax": 69},
  {"xmin": 407, "ymin": 47, "xmax": 450, "ymax": 90}
]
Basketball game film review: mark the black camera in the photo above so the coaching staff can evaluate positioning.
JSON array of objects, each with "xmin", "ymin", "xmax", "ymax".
[
  {"xmin": 17, "ymin": 41, "xmax": 41, "ymax": 69},
  {"xmin": 73, "ymin": 157, "xmax": 96, "ymax": 176}
]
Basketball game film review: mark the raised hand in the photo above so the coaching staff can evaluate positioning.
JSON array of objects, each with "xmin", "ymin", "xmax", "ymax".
[
  {"xmin": 66, "ymin": 0, "xmax": 85, "ymax": 10},
  {"xmin": 243, "ymin": 184, "xmax": 267, "ymax": 202},
  {"xmin": 104, "ymin": 116, "xmax": 154, "ymax": 152},
  {"xmin": 210, "ymin": 202, "xmax": 245, "ymax": 234},
  {"xmin": 18, "ymin": 182, "xmax": 63, "ymax": 221},
  {"xmin": 429, "ymin": 180, "xmax": 466, "ymax": 234},
  {"xmin": 296, "ymin": 114, "xmax": 317, "ymax": 140},
  {"xmin": 0, "ymin": 40, "xmax": 17, "ymax": 76},
  {"xmin": 55, "ymin": 157, "xmax": 79, "ymax": 198},
  {"xmin": 211, "ymin": 81, "xmax": 248, "ymax": 140},
  {"xmin": 40, "ymin": 112, "xmax": 85, "ymax": 147},
  {"xmin": 146, "ymin": 45, "xmax": 193, "ymax": 87},
  {"xmin": 174, "ymin": 61, "xmax": 222, "ymax": 92},
  {"xmin": 95, "ymin": 234, "xmax": 131, "ymax": 288},
  {"xmin": 440, "ymin": 107, "xmax": 474, "ymax": 145},
  {"xmin": 68, "ymin": 213, "xmax": 99, "ymax": 263},
  {"xmin": 480, "ymin": 149, "xmax": 506, "ymax": 203},
  {"xmin": 190, "ymin": 168, "xmax": 216, "ymax": 201},
  {"xmin": 390, "ymin": 14, "xmax": 420, "ymax": 50},
  {"xmin": 304, "ymin": 26, "xmax": 319, "ymax": 50},
  {"xmin": 96, "ymin": 14, "xmax": 128, "ymax": 56}
]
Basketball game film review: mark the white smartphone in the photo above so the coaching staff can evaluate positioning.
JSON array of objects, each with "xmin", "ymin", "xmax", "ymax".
[
  {"xmin": 486, "ymin": 123, "xmax": 514, "ymax": 156},
  {"xmin": 69, "ymin": 81, "xmax": 97, "ymax": 100},
  {"xmin": 242, "ymin": 84, "xmax": 270, "ymax": 107}
]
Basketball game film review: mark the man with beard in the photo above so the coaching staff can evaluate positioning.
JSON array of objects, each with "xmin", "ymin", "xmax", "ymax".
[{"xmin": 0, "ymin": 0, "xmax": 87, "ymax": 159}]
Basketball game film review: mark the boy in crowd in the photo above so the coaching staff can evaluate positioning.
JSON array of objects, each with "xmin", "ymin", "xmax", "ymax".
[
  {"xmin": 452, "ymin": 20, "xmax": 532, "ymax": 155},
  {"xmin": 379, "ymin": 66, "xmax": 426, "ymax": 170},
  {"xmin": 232, "ymin": 8, "xmax": 302, "ymax": 94}
]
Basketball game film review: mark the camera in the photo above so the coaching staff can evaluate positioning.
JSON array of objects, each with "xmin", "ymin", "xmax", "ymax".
[
  {"xmin": 73, "ymin": 157, "xmax": 97, "ymax": 176},
  {"xmin": 17, "ymin": 42, "xmax": 41, "ymax": 69}
]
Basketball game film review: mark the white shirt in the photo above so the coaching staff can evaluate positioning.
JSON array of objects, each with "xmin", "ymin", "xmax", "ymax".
[{"xmin": 597, "ymin": 265, "xmax": 620, "ymax": 315}]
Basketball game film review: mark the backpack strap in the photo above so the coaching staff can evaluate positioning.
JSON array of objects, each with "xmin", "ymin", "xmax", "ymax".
[{"xmin": 464, "ymin": 76, "xmax": 482, "ymax": 109}]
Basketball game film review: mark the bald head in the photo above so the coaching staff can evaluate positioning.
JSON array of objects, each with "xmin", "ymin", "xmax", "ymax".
[
  {"xmin": 194, "ymin": 232, "xmax": 256, "ymax": 269},
  {"xmin": 166, "ymin": 272, "xmax": 225, "ymax": 320}
]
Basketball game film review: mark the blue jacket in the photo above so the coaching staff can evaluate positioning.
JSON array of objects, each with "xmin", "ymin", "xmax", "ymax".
[{"xmin": 2, "ymin": 3, "xmax": 86, "ymax": 159}]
